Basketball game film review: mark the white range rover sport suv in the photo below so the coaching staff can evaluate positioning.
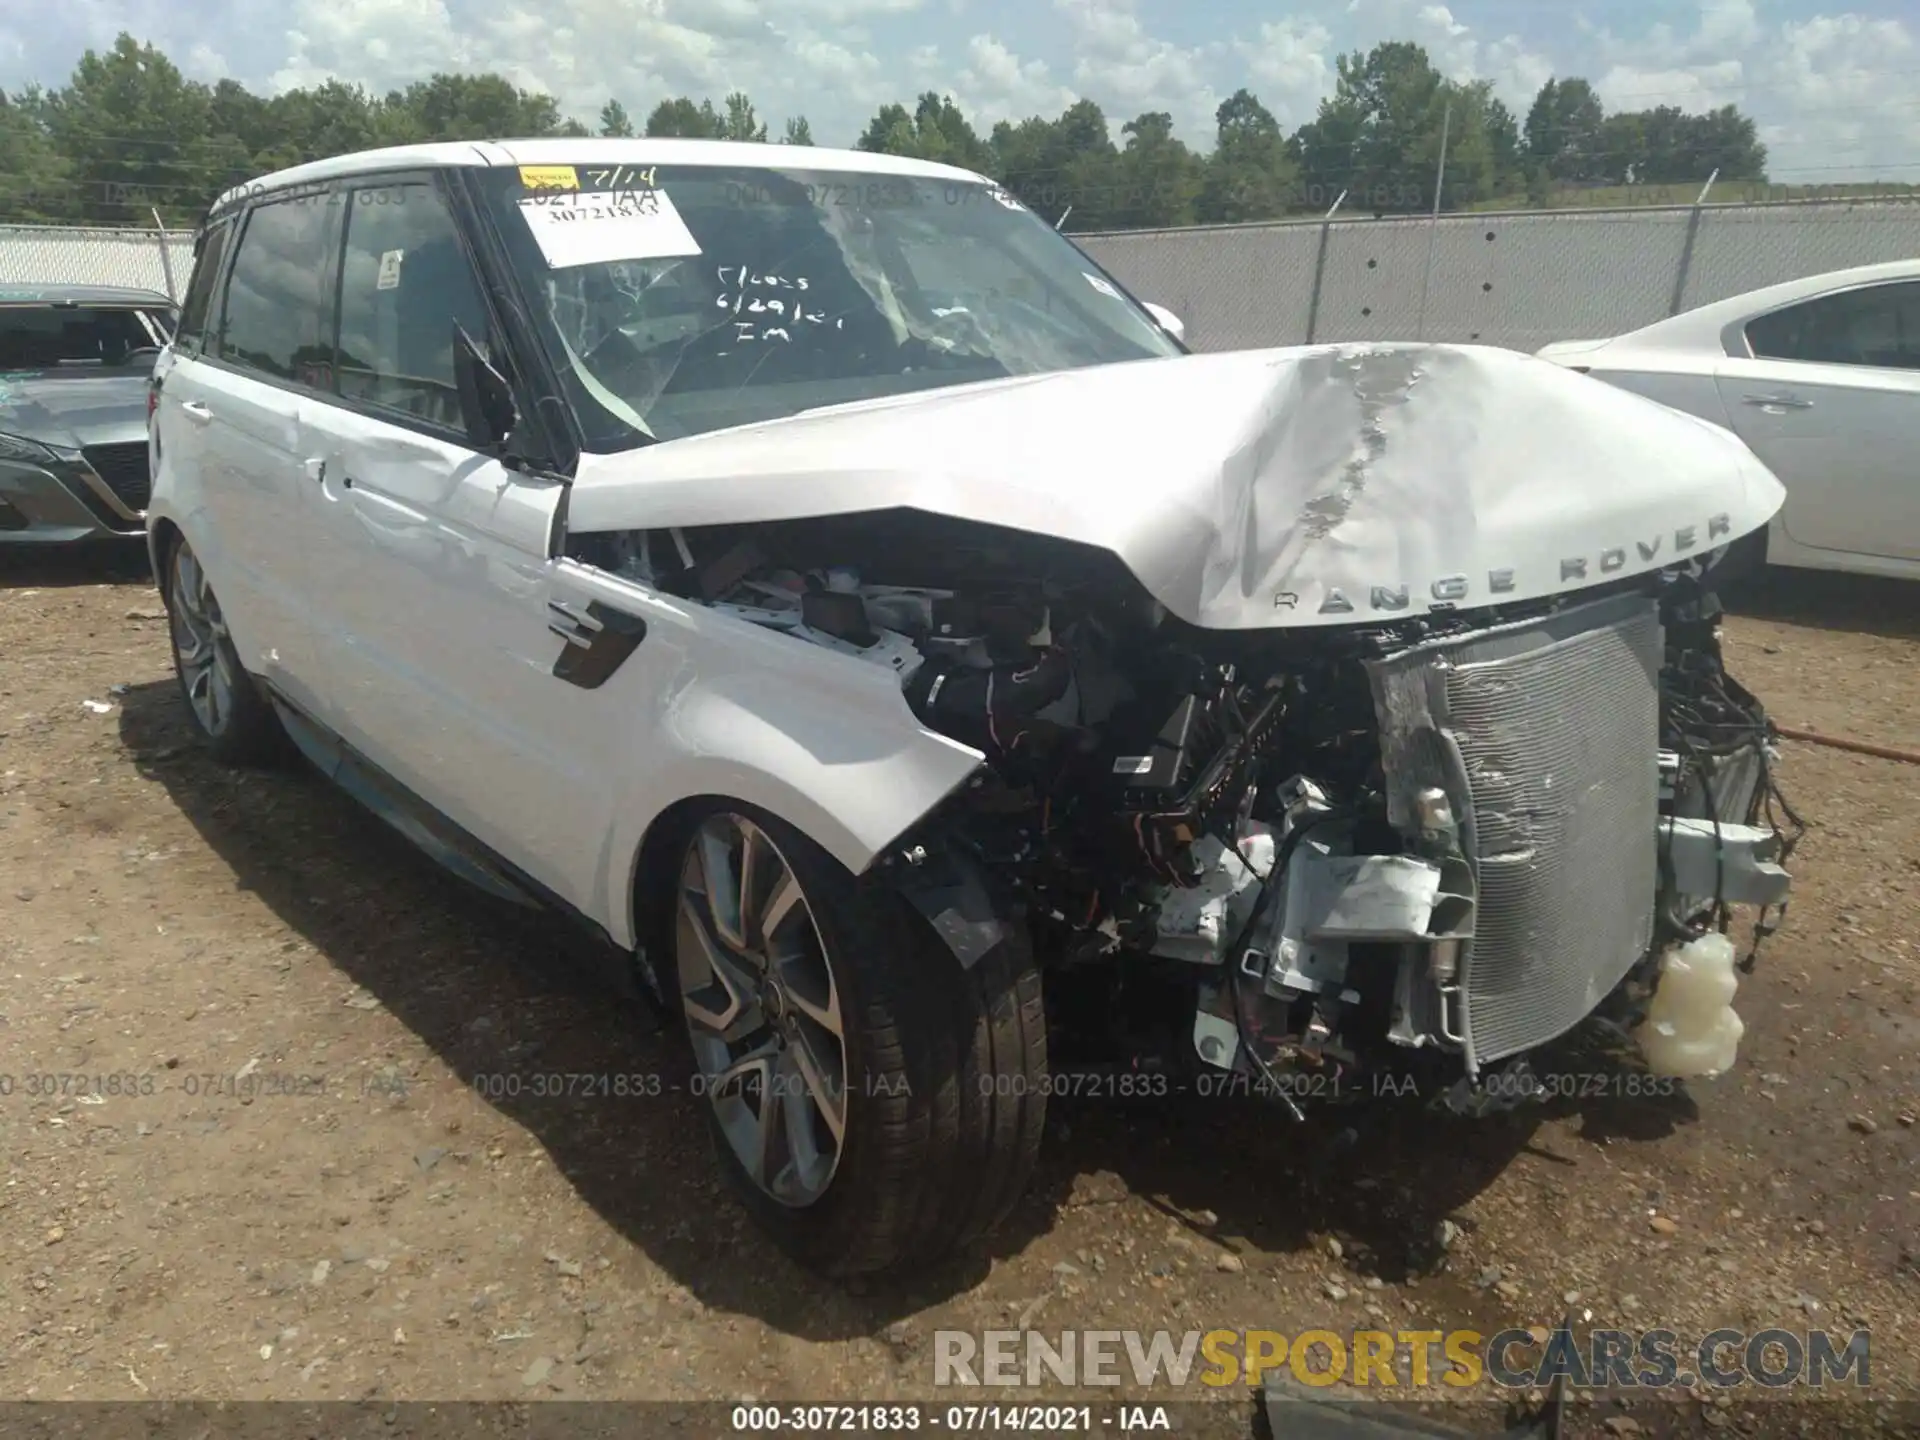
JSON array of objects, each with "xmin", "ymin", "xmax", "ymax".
[{"xmin": 148, "ymin": 138, "xmax": 1799, "ymax": 1278}]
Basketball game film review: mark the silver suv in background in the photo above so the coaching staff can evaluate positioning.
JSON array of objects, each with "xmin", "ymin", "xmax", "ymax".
[{"xmin": 0, "ymin": 285, "xmax": 177, "ymax": 542}]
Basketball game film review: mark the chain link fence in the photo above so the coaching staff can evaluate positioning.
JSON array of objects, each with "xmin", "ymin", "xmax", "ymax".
[
  {"xmin": 1075, "ymin": 197, "xmax": 1920, "ymax": 353},
  {"xmin": 0, "ymin": 222, "xmax": 192, "ymax": 301}
]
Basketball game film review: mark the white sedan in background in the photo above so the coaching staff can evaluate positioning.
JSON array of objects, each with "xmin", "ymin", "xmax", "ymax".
[{"xmin": 1537, "ymin": 258, "xmax": 1920, "ymax": 581}]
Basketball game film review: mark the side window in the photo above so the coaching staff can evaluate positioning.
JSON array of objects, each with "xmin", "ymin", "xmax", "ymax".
[
  {"xmin": 335, "ymin": 181, "xmax": 491, "ymax": 431},
  {"xmin": 173, "ymin": 219, "xmax": 232, "ymax": 354},
  {"xmin": 217, "ymin": 194, "xmax": 339, "ymax": 387},
  {"xmin": 1745, "ymin": 282, "xmax": 1920, "ymax": 371}
]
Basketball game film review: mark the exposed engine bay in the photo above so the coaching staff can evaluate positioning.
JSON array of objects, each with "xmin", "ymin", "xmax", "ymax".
[{"xmin": 572, "ymin": 510, "xmax": 1801, "ymax": 1115}]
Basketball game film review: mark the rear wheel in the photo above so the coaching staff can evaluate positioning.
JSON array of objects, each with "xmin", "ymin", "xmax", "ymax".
[
  {"xmin": 163, "ymin": 536, "xmax": 288, "ymax": 766},
  {"xmin": 665, "ymin": 804, "xmax": 1046, "ymax": 1278}
]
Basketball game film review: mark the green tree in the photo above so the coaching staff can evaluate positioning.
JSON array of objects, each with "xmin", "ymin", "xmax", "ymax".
[
  {"xmin": 1525, "ymin": 161, "xmax": 1554, "ymax": 207},
  {"xmin": 41, "ymin": 34, "xmax": 221, "ymax": 224},
  {"xmin": 782, "ymin": 115, "xmax": 814, "ymax": 145},
  {"xmin": 376, "ymin": 73, "xmax": 577, "ymax": 145},
  {"xmin": 1112, "ymin": 111, "xmax": 1202, "ymax": 227},
  {"xmin": 986, "ymin": 115, "xmax": 1056, "ymax": 203},
  {"xmin": 244, "ymin": 80, "xmax": 379, "ymax": 177},
  {"xmin": 599, "ymin": 99, "xmax": 634, "ymax": 137},
  {"xmin": 1484, "ymin": 97, "xmax": 1523, "ymax": 195},
  {"xmin": 857, "ymin": 92, "xmax": 990, "ymax": 171},
  {"xmin": 720, "ymin": 91, "xmax": 768, "ymax": 142},
  {"xmin": 1197, "ymin": 88, "xmax": 1297, "ymax": 222},
  {"xmin": 1524, "ymin": 77, "xmax": 1606, "ymax": 183},
  {"xmin": 989, "ymin": 98, "xmax": 1118, "ymax": 227},
  {"xmin": 1291, "ymin": 44, "xmax": 1491, "ymax": 212},
  {"xmin": 1429, "ymin": 79, "xmax": 1501, "ymax": 210},
  {"xmin": 645, "ymin": 96, "xmax": 726, "ymax": 138},
  {"xmin": 1680, "ymin": 104, "xmax": 1766, "ymax": 182},
  {"xmin": 0, "ymin": 87, "xmax": 71, "ymax": 221}
]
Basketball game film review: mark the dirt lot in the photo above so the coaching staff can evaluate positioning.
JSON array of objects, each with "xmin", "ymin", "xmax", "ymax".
[{"xmin": 2, "ymin": 549, "xmax": 1916, "ymax": 1435}]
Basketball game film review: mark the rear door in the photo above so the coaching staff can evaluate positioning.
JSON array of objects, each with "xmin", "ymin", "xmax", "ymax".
[
  {"xmin": 150, "ymin": 213, "xmax": 236, "ymax": 525},
  {"xmin": 1714, "ymin": 279, "xmax": 1920, "ymax": 562},
  {"xmin": 163, "ymin": 189, "xmax": 344, "ymax": 714}
]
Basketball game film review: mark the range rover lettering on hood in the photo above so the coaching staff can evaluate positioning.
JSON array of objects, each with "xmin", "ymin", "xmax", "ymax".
[
  {"xmin": 567, "ymin": 341, "xmax": 1787, "ymax": 630},
  {"xmin": 1302, "ymin": 513, "xmax": 1737, "ymax": 615}
]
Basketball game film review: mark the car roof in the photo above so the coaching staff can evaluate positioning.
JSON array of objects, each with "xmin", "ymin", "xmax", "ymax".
[
  {"xmin": 210, "ymin": 138, "xmax": 992, "ymax": 217},
  {"xmin": 0, "ymin": 283, "xmax": 177, "ymax": 308},
  {"xmin": 1605, "ymin": 256, "xmax": 1920, "ymax": 354}
]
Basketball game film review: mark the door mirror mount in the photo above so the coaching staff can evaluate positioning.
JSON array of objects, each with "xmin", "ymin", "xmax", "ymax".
[
  {"xmin": 453, "ymin": 323, "xmax": 518, "ymax": 454},
  {"xmin": 1143, "ymin": 302, "xmax": 1185, "ymax": 343}
]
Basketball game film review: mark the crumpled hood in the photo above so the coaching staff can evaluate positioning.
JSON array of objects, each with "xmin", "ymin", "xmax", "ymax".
[
  {"xmin": 0, "ymin": 371, "xmax": 151, "ymax": 450},
  {"xmin": 567, "ymin": 342, "xmax": 1786, "ymax": 630}
]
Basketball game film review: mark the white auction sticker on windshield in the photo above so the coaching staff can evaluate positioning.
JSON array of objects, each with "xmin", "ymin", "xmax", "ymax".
[{"xmin": 517, "ymin": 187, "xmax": 701, "ymax": 269}]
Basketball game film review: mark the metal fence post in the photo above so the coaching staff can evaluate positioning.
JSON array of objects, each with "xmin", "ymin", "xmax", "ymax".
[
  {"xmin": 1416, "ymin": 102, "xmax": 1452, "ymax": 340},
  {"xmin": 151, "ymin": 207, "xmax": 177, "ymax": 302},
  {"xmin": 1303, "ymin": 190, "xmax": 1345, "ymax": 344},
  {"xmin": 1667, "ymin": 169, "xmax": 1717, "ymax": 316}
]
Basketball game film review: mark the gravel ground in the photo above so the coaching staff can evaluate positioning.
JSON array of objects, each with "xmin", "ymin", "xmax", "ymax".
[{"xmin": 1, "ymin": 548, "xmax": 1915, "ymax": 1437}]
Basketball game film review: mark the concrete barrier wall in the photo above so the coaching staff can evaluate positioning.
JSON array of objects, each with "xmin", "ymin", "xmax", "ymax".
[{"xmin": 1074, "ymin": 199, "xmax": 1920, "ymax": 352}]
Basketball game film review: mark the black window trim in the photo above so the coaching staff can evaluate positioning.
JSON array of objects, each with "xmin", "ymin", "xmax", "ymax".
[{"xmin": 1725, "ymin": 275, "xmax": 1920, "ymax": 368}]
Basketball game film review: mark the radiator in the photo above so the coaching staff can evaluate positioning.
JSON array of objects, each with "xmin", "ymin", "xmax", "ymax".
[{"xmin": 1367, "ymin": 591, "xmax": 1665, "ymax": 1067}]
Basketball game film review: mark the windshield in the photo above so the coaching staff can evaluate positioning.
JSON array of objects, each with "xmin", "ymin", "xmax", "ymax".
[
  {"xmin": 476, "ymin": 164, "xmax": 1182, "ymax": 449},
  {"xmin": 0, "ymin": 304, "xmax": 172, "ymax": 370}
]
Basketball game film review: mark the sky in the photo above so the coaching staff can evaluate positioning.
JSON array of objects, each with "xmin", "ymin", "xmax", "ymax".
[{"xmin": 2, "ymin": 0, "xmax": 1917, "ymax": 183}]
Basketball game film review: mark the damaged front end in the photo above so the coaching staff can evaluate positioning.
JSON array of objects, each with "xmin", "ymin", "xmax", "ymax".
[{"xmin": 571, "ymin": 507, "xmax": 1799, "ymax": 1117}]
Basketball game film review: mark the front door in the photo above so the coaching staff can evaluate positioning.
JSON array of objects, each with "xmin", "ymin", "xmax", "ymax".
[{"xmin": 291, "ymin": 174, "xmax": 613, "ymax": 912}]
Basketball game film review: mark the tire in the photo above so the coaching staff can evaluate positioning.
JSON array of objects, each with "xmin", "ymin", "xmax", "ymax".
[
  {"xmin": 161, "ymin": 535, "xmax": 289, "ymax": 766},
  {"xmin": 1711, "ymin": 526, "xmax": 1769, "ymax": 591},
  {"xmin": 659, "ymin": 802, "xmax": 1046, "ymax": 1278}
]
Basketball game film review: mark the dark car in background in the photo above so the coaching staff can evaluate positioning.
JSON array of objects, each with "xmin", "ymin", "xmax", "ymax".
[{"xmin": 0, "ymin": 285, "xmax": 177, "ymax": 543}]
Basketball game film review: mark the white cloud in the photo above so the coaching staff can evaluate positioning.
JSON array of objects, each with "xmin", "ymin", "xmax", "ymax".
[
  {"xmin": 1379, "ymin": 1, "xmax": 1554, "ymax": 103},
  {"xmin": 184, "ymin": 43, "xmax": 230, "ymax": 81},
  {"xmin": 265, "ymin": 0, "xmax": 898, "ymax": 145},
  {"xmin": 934, "ymin": 34, "xmax": 1077, "ymax": 124},
  {"xmin": 270, "ymin": 0, "xmax": 469, "ymax": 93},
  {"xmin": 786, "ymin": 0, "xmax": 923, "ymax": 20},
  {"xmin": 1590, "ymin": 7, "xmax": 1920, "ymax": 182},
  {"xmin": 1232, "ymin": 18, "xmax": 1334, "ymax": 129},
  {"xmin": 1053, "ymin": 0, "xmax": 1219, "ymax": 143}
]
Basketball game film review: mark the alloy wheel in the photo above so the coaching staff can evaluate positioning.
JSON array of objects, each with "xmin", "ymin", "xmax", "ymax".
[
  {"xmin": 169, "ymin": 542, "xmax": 236, "ymax": 737},
  {"xmin": 675, "ymin": 813, "xmax": 849, "ymax": 1207}
]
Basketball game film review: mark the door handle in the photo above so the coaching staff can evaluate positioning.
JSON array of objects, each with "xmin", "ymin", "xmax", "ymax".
[
  {"xmin": 1742, "ymin": 393, "xmax": 1813, "ymax": 410},
  {"xmin": 180, "ymin": 400, "xmax": 214, "ymax": 424},
  {"xmin": 304, "ymin": 457, "xmax": 327, "ymax": 484}
]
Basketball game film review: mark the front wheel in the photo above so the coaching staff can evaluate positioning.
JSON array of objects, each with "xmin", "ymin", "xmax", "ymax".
[
  {"xmin": 163, "ymin": 537, "xmax": 288, "ymax": 765},
  {"xmin": 665, "ymin": 804, "xmax": 1047, "ymax": 1278}
]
